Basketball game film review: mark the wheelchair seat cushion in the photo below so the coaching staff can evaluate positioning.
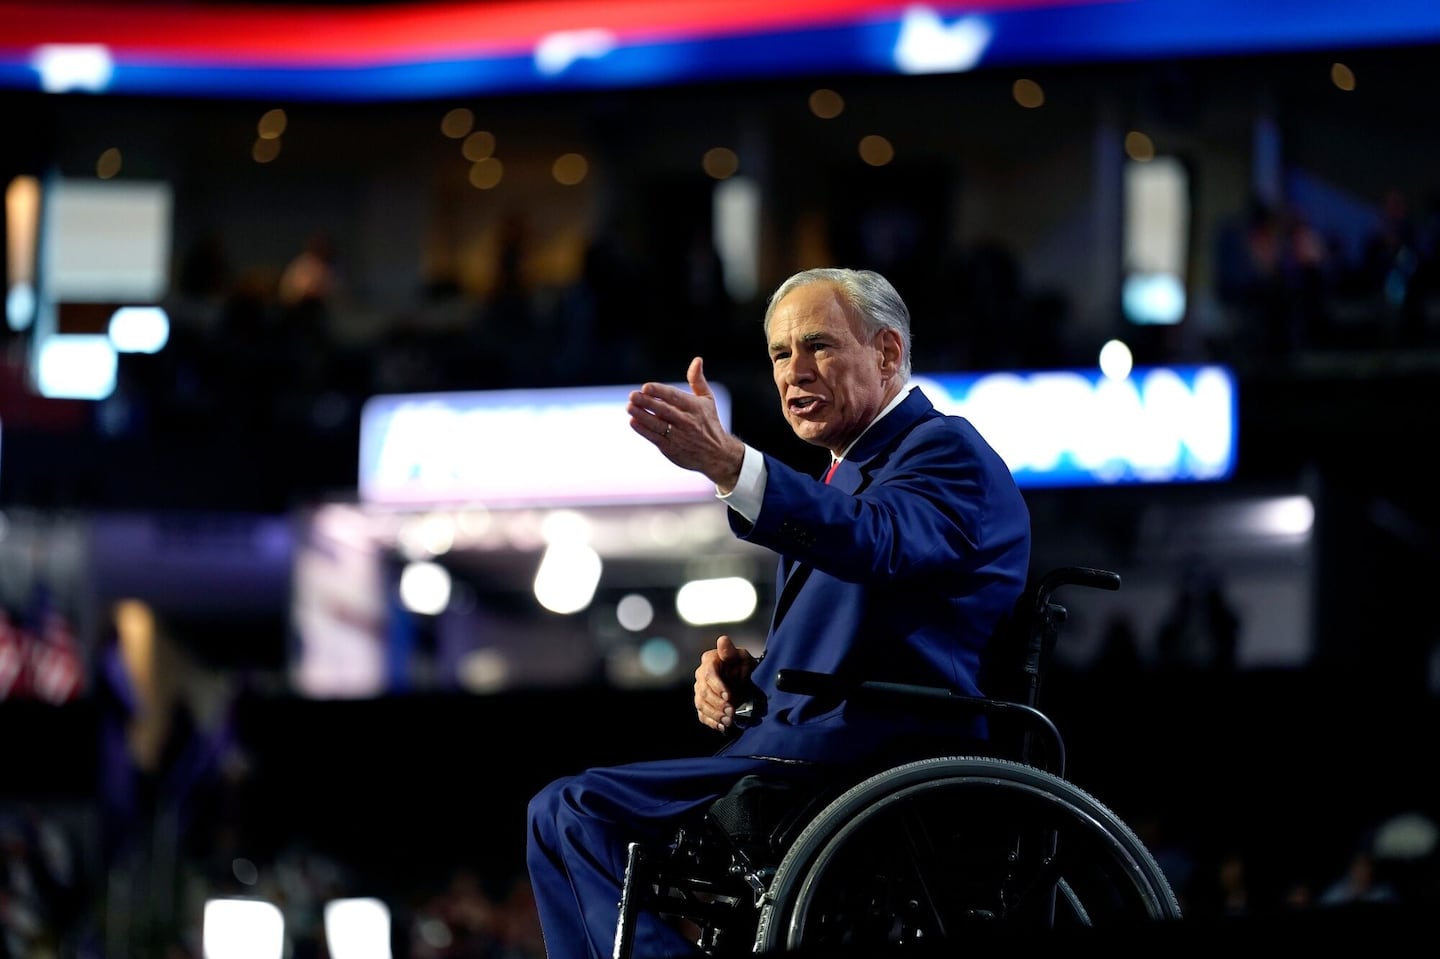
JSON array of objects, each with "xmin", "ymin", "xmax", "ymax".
[{"xmin": 706, "ymin": 771, "xmax": 838, "ymax": 860}]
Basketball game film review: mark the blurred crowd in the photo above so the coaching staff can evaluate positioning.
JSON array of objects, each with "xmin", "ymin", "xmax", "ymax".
[
  {"xmin": 0, "ymin": 802, "xmax": 546, "ymax": 959},
  {"xmin": 4, "ymin": 790, "xmax": 1437, "ymax": 957},
  {"xmin": 2, "ymin": 179, "xmax": 1436, "ymax": 516},
  {"xmin": 1214, "ymin": 187, "xmax": 1440, "ymax": 363}
]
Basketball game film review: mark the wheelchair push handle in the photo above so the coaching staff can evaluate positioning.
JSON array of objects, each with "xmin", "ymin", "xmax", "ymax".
[
  {"xmin": 1032, "ymin": 566, "xmax": 1120, "ymax": 612},
  {"xmin": 1022, "ymin": 565, "xmax": 1119, "ymax": 698}
]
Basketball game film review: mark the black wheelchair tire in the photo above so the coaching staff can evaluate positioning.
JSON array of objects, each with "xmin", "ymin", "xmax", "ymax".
[{"xmin": 753, "ymin": 755, "xmax": 1183, "ymax": 952}]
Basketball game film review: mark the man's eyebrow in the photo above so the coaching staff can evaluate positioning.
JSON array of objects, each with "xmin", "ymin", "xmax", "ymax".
[{"xmin": 770, "ymin": 330, "xmax": 826, "ymax": 352}]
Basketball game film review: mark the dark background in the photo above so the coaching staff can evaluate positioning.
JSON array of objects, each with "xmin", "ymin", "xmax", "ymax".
[{"xmin": 3, "ymin": 5, "xmax": 1440, "ymax": 956}]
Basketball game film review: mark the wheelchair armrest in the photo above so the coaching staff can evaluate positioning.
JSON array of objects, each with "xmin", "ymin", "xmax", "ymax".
[{"xmin": 773, "ymin": 669, "xmax": 1066, "ymax": 775}]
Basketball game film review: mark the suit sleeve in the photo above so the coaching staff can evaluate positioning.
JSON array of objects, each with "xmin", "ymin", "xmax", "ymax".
[{"xmin": 730, "ymin": 420, "xmax": 1028, "ymax": 585}]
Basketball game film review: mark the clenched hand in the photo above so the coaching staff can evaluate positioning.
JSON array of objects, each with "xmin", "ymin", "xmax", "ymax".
[{"xmin": 693, "ymin": 634, "xmax": 757, "ymax": 731}]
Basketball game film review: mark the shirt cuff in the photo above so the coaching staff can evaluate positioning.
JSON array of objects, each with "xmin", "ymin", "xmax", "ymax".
[{"xmin": 717, "ymin": 443, "xmax": 765, "ymax": 523}]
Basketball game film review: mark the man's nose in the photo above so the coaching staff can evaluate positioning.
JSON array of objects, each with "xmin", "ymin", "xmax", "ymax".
[{"xmin": 786, "ymin": 354, "xmax": 816, "ymax": 382}]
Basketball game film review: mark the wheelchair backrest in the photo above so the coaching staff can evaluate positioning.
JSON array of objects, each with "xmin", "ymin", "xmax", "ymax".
[{"xmin": 976, "ymin": 565, "xmax": 1122, "ymax": 765}]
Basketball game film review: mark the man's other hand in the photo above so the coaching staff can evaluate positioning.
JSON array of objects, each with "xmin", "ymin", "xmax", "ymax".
[{"xmin": 693, "ymin": 634, "xmax": 757, "ymax": 731}]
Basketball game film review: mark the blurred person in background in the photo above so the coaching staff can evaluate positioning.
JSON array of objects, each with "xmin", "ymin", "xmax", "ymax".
[
  {"xmin": 278, "ymin": 231, "xmax": 340, "ymax": 311},
  {"xmin": 525, "ymin": 266, "xmax": 1031, "ymax": 958},
  {"xmin": 1154, "ymin": 557, "xmax": 1241, "ymax": 675}
]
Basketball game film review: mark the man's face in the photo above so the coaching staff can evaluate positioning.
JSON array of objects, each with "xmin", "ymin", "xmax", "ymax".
[{"xmin": 767, "ymin": 281, "xmax": 899, "ymax": 454}]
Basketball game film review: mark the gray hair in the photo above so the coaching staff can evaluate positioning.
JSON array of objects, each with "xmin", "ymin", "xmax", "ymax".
[{"xmin": 763, "ymin": 267, "xmax": 912, "ymax": 380}]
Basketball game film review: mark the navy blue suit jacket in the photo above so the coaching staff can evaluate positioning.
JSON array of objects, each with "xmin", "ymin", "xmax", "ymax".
[{"xmin": 719, "ymin": 386, "xmax": 1031, "ymax": 764}]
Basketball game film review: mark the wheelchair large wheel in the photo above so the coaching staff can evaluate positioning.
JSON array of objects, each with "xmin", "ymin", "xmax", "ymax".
[{"xmin": 753, "ymin": 755, "xmax": 1182, "ymax": 952}]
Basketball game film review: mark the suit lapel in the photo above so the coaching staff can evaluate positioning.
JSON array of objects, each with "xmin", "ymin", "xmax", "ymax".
[
  {"xmin": 769, "ymin": 388, "xmax": 935, "ymax": 631},
  {"xmin": 828, "ymin": 459, "xmax": 861, "ymax": 493},
  {"xmin": 832, "ymin": 387, "xmax": 933, "ymax": 495},
  {"xmin": 770, "ymin": 561, "xmax": 813, "ymax": 633}
]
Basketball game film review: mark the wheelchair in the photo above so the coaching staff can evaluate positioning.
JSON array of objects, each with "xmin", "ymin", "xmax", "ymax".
[{"xmin": 614, "ymin": 566, "xmax": 1183, "ymax": 957}]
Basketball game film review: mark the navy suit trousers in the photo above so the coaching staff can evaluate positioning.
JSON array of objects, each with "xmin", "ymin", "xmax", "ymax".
[{"xmin": 526, "ymin": 753, "xmax": 818, "ymax": 959}]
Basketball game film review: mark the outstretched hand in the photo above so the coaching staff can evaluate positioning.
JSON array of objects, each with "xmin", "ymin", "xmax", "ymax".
[
  {"xmin": 627, "ymin": 356, "xmax": 746, "ymax": 492},
  {"xmin": 693, "ymin": 634, "xmax": 757, "ymax": 732}
]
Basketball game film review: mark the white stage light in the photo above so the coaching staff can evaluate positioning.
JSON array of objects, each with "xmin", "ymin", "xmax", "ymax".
[
  {"xmin": 324, "ymin": 897, "xmax": 393, "ymax": 959},
  {"xmin": 676, "ymin": 576, "xmax": 758, "ymax": 626},
  {"xmin": 202, "ymin": 898, "xmax": 284, "ymax": 959}
]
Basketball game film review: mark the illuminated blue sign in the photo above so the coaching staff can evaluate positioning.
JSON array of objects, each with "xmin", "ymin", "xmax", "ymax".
[
  {"xmin": 358, "ymin": 383, "xmax": 732, "ymax": 507},
  {"xmin": 914, "ymin": 365, "xmax": 1236, "ymax": 488}
]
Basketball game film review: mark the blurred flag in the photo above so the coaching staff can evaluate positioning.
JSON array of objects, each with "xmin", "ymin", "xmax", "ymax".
[
  {"xmin": 0, "ymin": 613, "xmax": 28, "ymax": 699},
  {"xmin": 22, "ymin": 584, "xmax": 83, "ymax": 703}
]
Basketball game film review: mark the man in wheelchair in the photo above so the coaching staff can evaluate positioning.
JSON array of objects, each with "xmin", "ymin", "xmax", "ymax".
[{"xmin": 525, "ymin": 266, "xmax": 1040, "ymax": 958}]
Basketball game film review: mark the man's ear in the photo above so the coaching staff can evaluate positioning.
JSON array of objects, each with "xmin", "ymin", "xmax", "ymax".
[{"xmin": 877, "ymin": 328, "xmax": 903, "ymax": 376}]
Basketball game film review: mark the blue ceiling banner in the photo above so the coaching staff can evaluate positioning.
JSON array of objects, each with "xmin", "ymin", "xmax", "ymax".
[{"xmin": 2, "ymin": 1, "xmax": 1438, "ymax": 101}]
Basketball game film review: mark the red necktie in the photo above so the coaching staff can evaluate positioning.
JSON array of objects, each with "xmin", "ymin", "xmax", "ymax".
[{"xmin": 824, "ymin": 460, "xmax": 840, "ymax": 484}]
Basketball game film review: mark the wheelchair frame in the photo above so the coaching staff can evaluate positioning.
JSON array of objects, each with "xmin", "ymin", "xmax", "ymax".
[{"xmin": 614, "ymin": 566, "xmax": 1183, "ymax": 957}]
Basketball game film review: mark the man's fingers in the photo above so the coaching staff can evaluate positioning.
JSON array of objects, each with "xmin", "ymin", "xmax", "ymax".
[
  {"xmin": 704, "ymin": 673, "xmax": 729, "ymax": 700},
  {"xmin": 696, "ymin": 653, "xmax": 729, "ymax": 700}
]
